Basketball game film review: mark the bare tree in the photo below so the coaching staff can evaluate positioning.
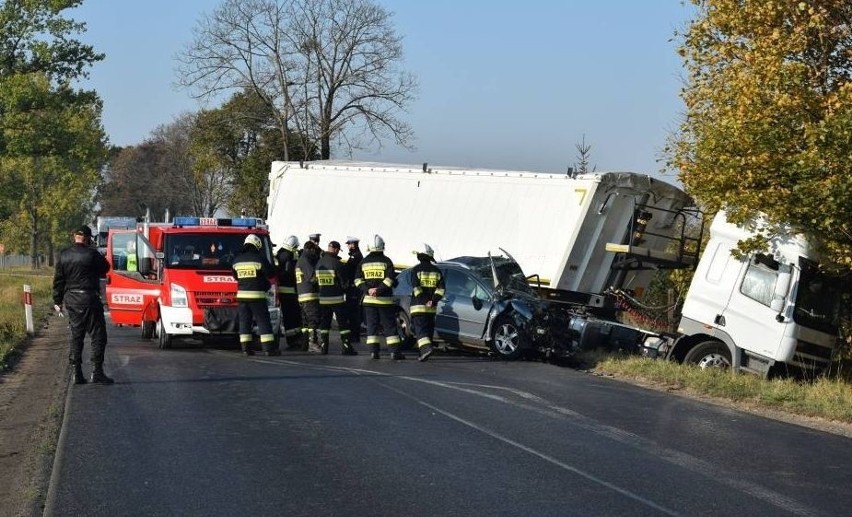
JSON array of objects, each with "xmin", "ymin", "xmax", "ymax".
[{"xmin": 175, "ymin": 0, "xmax": 417, "ymax": 160}]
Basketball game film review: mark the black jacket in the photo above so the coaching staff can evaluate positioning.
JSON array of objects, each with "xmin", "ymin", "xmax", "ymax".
[
  {"xmin": 53, "ymin": 243, "xmax": 110, "ymax": 307},
  {"xmin": 231, "ymin": 245, "xmax": 274, "ymax": 301},
  {"xmin": 296, "ymin": 247, "xmax": 320, "ymax": 302},
  {"xmin": 316, "ymin": 253, "xmax": 347, "ymax": 305},
  {"xmin": 275, "ymin": 248, "xmax": 298, "ymax": 295}
]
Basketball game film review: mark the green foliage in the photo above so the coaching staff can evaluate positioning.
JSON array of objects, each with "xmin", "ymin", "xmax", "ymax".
[
  {"xmin": 668, "ymin": 1, "xmax": 852, "ymax": 269},
  {"xmin": 0, "ymin": 268, "xmax": 53, "ymax": 369}
]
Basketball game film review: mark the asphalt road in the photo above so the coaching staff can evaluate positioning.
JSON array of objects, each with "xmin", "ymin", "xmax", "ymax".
[{"xmin": 44, "ymin": 323, "xmax": 852, "ymax": 517}]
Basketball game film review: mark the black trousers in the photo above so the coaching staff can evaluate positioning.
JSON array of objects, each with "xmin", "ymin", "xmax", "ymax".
[
  {"xmin": 363, "ymin": 305, "xmax": 400, "ymax": 350},
  {"xmin": 412, "ymin": 313, "xmax": 436, "ymax": 349},
  {"xmin": 278, "ymin": 293, "xmax": 302, "ymax": 338},
  {"xmin": 301, "ymin": 300, "xmax": 320, "ymax": 332},
  {"xmin": 319, "ymin": 303, "xmax": 349, "ymax": 332},
  {"xmin": 238, "ymin": 300, "xmax": 275, "ymax": 350},
  {"xmin": 65, "ymin": 303, "xmax": 107, "ymax": 366},
  {"xmin": 345, "ymin": 288, "xmax": 362, "ymax": 340}
]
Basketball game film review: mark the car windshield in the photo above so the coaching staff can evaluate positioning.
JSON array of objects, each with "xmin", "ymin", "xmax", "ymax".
[
  {"xmin": 793, "ymin": 260, "xmax": 840, "ymax": 335},
  {"xmin": 164, "ymin": 233, "xmax": 272, "ymax": 270},
  {"xmin": 468, "ymin": 258, "xmax": 535, "ymax": 295}
]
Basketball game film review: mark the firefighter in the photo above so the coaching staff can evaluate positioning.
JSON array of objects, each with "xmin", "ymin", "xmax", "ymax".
[
  {"xmin": 409, "ymin": 244, "xmax": 445, "ymax": 362},
  {"xmin": 316, "ymin": 241, "xmax": 357, "ymax": 355},
  {"xmin": 275, "ymin": 235, "xmax": 303, "ymax": 350},
  {"xmin": 343, "ymin": 237, "xmax": 363, "ymax": 342},
  {"xmin": 52, "ymin": 225, "xmax": 113, "ymax": 384},
  {"xmin": 231, "ymin": 234, "xmax": 279, "ymax": 356},
  {"xmin": 354, "ymin": 235, "xmax": 403, "ymax": 359},
  {"xmin": 296, "ymin": 240, "xmax": 322, "ymax": 353}
]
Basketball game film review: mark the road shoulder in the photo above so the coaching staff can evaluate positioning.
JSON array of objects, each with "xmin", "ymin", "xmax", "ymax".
[{"xmin": 0, "ymin": 315, "xmax": 69, "ymax": 517}]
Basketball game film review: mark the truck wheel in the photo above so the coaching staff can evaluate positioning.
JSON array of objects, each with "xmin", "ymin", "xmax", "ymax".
[
  {"xmin": 489, "ymin": 315, "xmax": 524, "ymax": 360},
  {"xmin": 141, "ymin": 320, "xmax": 155, "ymax": 339},
  {"xmin": 157, "ymin": 318, "xmax": 172, "ymax": 350},
  {"xmin": 684, "ymin": 340, "xmax": 730, "ymax": 369}
]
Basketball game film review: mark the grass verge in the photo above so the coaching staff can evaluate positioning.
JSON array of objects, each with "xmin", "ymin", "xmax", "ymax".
[
  {"xmin": 0, "ymin": 268, "xmax": 54, "ymax": 370},
  {"xmin": 587, "ymin": 353, "xmax": 852, "ymax": 424}
]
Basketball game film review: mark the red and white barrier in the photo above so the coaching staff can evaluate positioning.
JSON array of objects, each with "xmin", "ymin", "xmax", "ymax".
[{"xmin": 23, "ymin": 284, "xmax": 34, "ymax": 335}]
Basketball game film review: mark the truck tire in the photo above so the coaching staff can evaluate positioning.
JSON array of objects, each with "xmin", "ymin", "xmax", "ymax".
[
  {"xmin": 684, "ymin": 340, "xmax": 730, "ymax": 369},
  {"xmin": 489, "ymin": 315, "xmax": 524, "ymax": 360},
  {"xmin": 141, "ymin": 320, "xmax": 155, "ymax": 339},
  {"xmin": 157, "ymin": 318, "xmax": 172, "ymax": 350}
]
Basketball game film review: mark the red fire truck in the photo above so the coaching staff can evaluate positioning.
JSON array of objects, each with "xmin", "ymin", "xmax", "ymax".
[{"xmin": 104, "ymin": 216, "xmax": 281, "ymax": 349}]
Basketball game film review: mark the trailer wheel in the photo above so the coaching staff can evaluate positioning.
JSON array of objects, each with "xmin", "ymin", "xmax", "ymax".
[
  {"xmin": 157, "ymin": 318, "xmax": 172, "ymax": 350},
  {"xmin": 684, "ymin": 340, "xmax": 730, "ymax": 369},
  {"xmin": 489, "ymin": 315, "xmax": 524, "ymax": 360},
  {"xmin": 141, "ymin": 320, "xmax": 155, "ymax": 339}
]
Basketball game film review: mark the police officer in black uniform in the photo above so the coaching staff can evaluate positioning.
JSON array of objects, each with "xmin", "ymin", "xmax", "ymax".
[
  {"xmin": 343, "ymin": 237, "xmax": 363, "ymax": 342},
  {"xmin": 52, "ymin": 225, "xmax": 113, "ymax": 384},
  {"xmin": 232, "ymin": 234, "xmax": 278, "ymax": 356}
]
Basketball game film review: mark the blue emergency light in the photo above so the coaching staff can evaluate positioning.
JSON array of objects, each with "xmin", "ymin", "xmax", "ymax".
[{"xmin": 172, "ymin": 216, "xmax": 264, "ymax": 228}]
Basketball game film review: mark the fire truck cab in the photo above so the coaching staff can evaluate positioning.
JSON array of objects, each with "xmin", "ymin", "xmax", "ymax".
[{"xmin": 104, "ymin": 216, "xmax": 281, "ymax": 349}]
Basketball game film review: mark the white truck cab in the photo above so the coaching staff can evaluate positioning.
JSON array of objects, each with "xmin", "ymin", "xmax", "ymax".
[{"xmin": 666, "ymin": 212, "xmax": 839, "ymax": 376}]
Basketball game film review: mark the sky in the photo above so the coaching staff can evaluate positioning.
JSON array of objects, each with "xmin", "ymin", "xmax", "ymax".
[{"xmin": 73, "ymin": 0, "xmax": 695, "ymax": 181}]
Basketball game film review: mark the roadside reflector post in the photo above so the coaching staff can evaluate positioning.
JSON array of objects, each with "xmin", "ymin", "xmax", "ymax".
[{"xmin": 23, "ymin": 284, "xmax": 34, "ymax": 335}]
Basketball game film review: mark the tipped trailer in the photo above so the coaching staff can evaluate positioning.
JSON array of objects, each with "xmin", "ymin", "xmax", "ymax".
[{"xmin": 267, "ymin": 161, "xmax": 840, "ymax": 375}]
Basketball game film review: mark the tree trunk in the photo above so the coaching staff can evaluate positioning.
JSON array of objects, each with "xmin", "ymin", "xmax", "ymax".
[{"xmin": 29, "ymin": 211, "xmax": 38, "ymax": 270}]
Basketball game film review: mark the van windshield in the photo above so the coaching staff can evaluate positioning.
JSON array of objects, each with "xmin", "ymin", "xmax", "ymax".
[{"xmin": 164, "ymin": 233, "xmax": 272, "ymax": 270}]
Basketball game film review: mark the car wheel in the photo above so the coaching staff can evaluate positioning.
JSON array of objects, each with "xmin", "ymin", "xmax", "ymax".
[
  {"xmin": 683, "ymin": 340, "xmax": 730, "ymax": 369},
  {"xmin": 157, "ymin": 318, "xmax": 172, "ymax": 350},
  {"xmin": 489, "ymin": 314, "xmax": 525, "ymax": 360},
  {"xmin": 141, "ymin": 320, "xmax": 155, "ymax": 339},
  {"xmin": 396, "ymin": 309, "xmax": 415, "ymax": 350}
]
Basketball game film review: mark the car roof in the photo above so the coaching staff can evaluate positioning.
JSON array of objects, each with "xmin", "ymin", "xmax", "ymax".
[{"xmin": 441, "ymin": 255, "xmax": 513, "ymax": 270}]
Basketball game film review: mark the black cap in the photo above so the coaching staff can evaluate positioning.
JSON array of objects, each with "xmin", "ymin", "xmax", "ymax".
[
  {"xmin": 74, "ymin": 225, "xmax": 93, "ymax": 237},
  {"xmin": 329, "ymin": 240, "xmax": 341, "ymax": 249}
]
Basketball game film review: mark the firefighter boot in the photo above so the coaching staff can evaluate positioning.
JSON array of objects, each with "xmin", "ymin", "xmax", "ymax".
[
  {"xmin": 90, "ymin": 365, "xmax": 114, "ymax": 385},
  {"xmin": 341, "ymin": 335, "xmax": 358, "ymax": 356},
  {"xmin": 390, "ymin": 349, "xmax": 406, "ymax": 360},
  {"xmin": 241, "ymin": 342, "xmax": 255, "ymax": 356},
  {"xmin": 308, "ymin": 331, "xmax": 323, "ymax": 354},
  {"xmin": 73, "ymin": 363, "xmax": 87, "ymax": 385},
  {"xmin": 418, "ymin": 345, "xmax": 434, "ymax": 362},
  {"xmin": 284, "ymin": 333, "xmax": 303, "ymax": 351},
  {"xmin": 320, "ymin": 333, "xmax": 329, "ymax": 355},
  {"xmin": 370, "ymin": 345, "xmax": 380, "ymax": 360}
]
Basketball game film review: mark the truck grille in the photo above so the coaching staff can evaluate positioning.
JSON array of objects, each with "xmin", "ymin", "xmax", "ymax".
[
  {"xmin": 194, "ymin": 291, "xmax": 237, "ymax": 308},
  {"xmin": 793, "ymin": 340, "xmax": 834, "ymax": 363}
]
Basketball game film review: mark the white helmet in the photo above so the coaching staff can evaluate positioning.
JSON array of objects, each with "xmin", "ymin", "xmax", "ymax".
[
  {"xmin": 368, "ymin": 234, "xmax": 385, "ymax": 252},
  {"xmin": 413, "ymin": 243, "xmax": 434, "ymax": 258},
  {"xmin": 244, "ymin": 234, "xmax": 262, "ymax": 250},
  {"xmin": 282, "ymin": 235, "xmax": 299, "ymax": 252}
]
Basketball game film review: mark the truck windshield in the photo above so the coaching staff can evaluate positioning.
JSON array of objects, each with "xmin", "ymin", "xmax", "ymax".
[
  {"xmin": 164, "ymin": 233, "xmax": 272, "ymax": 270},
  {"xmin": 793, "ymin": 261, "xmax": 840, "ymax": 335}
]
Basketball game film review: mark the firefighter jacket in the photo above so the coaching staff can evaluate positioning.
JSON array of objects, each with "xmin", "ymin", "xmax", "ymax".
[
  {"xmin": 53, "ymin": 243, "xmax": 110, "ymax": 307},
  {"xmin": 410, "ymin": 261, "xmax": 445, "ymax": 315},
  {"xmin": 275, "ymin": 248, "xmax": 298, "ymax": 295},
  {"xmin": 354, "ymin": 251, "xmax": 396, "ymax": 306},
  {"xmin": 231, "ymin": 246, "xmax": 274, "ymax": 301},
  {"xmin": 296, "ymin": 247, "xmax": 320, "ymax": 303},
  {"xmin": 316, "ymin": 254, "xmax": 347, "ymax": 305}
]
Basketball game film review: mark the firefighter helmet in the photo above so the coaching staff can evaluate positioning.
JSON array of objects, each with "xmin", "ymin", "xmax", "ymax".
[
  {"xmin": 419, "ymin": 243, "xmax": 434, "ymax": 257},
  {"xmin": 368, "ymin": 234, "xmax": 385, "ymax": 252},
  {"xmin": 244, "ymin": 234, "xmax": 262, "ymax": 250},
  {"xmin": 282, "ymin": 235, "xmax": 299, "ymax": 253}
]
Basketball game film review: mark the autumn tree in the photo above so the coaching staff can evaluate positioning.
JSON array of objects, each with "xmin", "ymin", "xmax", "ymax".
[
  {"xmin": 175, "ymin": 0, "xmax": 416, "ymax": 160},
  {"xmin": 667, "ymin": 0, "xmax": 852, "ymax": 268},
  {"xmin": 0, "ymin": 0, "xmax": 105, "ymax": 266}
]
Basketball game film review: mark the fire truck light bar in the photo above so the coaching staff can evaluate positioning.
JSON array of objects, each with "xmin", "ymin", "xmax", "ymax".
[{"xmin": 172, "ymin": 216, "xmax": 264, "ymax": 228}]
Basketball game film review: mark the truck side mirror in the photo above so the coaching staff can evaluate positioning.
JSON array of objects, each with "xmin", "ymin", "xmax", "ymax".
[{"xmin": 770, "ymin": 270, "xmax": 792, "ymax": 313}]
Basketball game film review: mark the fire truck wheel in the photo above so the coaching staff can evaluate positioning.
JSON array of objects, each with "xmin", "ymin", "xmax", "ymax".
[
  {"xmin": 157, "ymin": 319, "xmax": 173, "ymax": 350},
  {"xmin": 141, "ymin": 321, "xmax": 155, "ymax": 339}
]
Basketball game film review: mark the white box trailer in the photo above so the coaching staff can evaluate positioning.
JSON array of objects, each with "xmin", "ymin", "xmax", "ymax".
[{"xmin": 267, "ymin": 160, "xmax": 696, "ymax": 302}]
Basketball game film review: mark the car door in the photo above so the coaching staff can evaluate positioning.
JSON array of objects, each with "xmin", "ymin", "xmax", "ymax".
[{"xmin": 435, "ymin": 268, "xmax": 490, "ymax": 346}]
